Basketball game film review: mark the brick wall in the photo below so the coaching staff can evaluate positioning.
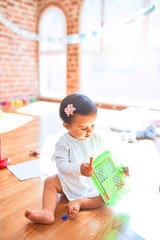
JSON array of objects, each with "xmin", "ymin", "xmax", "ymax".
[
  {"xmin": 0, "ymin": 0, "xmax": 83, "ymax": 102},
  {"xmin": 0, "ymin": 0, "xmax": 38, "ymax": 101}
]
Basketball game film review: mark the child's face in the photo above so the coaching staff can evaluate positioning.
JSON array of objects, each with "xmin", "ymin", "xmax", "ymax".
[{"xmin": 63, "ymin": 113, "xmax": 97, "ymax": 140}]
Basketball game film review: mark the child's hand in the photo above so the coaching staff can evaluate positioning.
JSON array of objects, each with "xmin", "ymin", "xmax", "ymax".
[
  {"xmin": 80, "ymin": 163, "xmax": 93, "ymax": 177},
  {"xmin": 122, "ymin": 166, "xmax": 129, "ymax": 176}
]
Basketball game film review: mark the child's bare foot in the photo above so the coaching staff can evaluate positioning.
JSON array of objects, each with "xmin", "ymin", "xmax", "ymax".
[
  {"xmin": 25, "ymin": 209, "xmax": 55, "ymax": 224},
  {"xmin": 68, "ymin": 200, "xmax": 81, "ymax": 220}
]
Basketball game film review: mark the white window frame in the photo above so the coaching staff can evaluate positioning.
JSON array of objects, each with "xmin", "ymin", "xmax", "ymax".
[
  {"xmin": 80, "ymin": 0, "xmax": 160, "ymax": 108},
  {"xmin": 38, "ymin": 6, "xmax": 67, "ymax": 100}
]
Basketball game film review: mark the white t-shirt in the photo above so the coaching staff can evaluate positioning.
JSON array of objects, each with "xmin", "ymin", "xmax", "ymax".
[{"xmin": 53, "ymin": 132, "xmax": 106, "ymax": 201}]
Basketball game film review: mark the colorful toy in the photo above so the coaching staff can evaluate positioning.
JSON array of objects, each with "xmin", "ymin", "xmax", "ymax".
[
  {"xmin": 0, "ymin": 97, "xmax": 36, "ymax": 109},
  {"xmin": 0, "ymin": 133, "xmax": 10, "ymax": 168},
  {"xmin": 0, "ymin": 110, "xmax": 10, "ymax": 168},
  {"xmin": 91, "ymin": 150, "xmax": 129, "ymax": 206}
]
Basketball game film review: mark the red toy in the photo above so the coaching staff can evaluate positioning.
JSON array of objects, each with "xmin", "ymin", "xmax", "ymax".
[{"xmin": 0, "ymin": 133, "xmax": 10, "ymax": 168}]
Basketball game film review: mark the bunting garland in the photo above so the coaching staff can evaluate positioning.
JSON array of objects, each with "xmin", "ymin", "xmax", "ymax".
[{"xmin": 0, "ymin": 1, "xmax": 159, "ymax": 44}]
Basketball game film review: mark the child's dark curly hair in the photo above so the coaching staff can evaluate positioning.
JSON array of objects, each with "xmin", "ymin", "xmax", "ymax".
[{"xmin": 59, "ymin": 93, "xmax": 97, "ymax": 124}]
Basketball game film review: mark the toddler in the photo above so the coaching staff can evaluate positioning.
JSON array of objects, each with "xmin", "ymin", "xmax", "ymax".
[{"xmin": 25, "ymin": 93, "xmax": 119, "ymax": 224}]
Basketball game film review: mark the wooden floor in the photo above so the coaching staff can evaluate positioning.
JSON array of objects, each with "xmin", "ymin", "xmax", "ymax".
[{"xmin": 0, "ymin": 104, "xmax": 160, "ymax": 240}]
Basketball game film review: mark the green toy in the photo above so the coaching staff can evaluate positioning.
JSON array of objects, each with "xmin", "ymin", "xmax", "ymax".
[{"xmin": 91, "ymin": 150, "xmax": 129, "ymax": 206}]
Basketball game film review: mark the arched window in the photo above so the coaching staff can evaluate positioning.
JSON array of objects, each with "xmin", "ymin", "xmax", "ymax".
[
  {"xmin": 80, "ymin": 0, "xmax": 160, "ymax": 107},
  {"xmin": 39, "ymin": 7, "xmax": 66, "ymax": 99}
]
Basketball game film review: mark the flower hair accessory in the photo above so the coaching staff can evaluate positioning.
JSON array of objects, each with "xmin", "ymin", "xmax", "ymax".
[{"xmin": 64, "ymin": 104, "xmax": 76, "ymax": 117}]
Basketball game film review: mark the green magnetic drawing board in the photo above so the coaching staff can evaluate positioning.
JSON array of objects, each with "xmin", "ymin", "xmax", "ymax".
[{"xmin": 91, "ymin": 150, "xmax": 129, "ymax": 206}]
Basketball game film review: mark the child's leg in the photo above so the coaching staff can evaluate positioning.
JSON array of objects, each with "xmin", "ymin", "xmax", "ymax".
[
  {"xmin": 68, "ymin": 196, "xmax": 105, "ymax": 220},
  {"xmin": 25, "ymin": 175, "xmax": 63, "ymax": 224}
]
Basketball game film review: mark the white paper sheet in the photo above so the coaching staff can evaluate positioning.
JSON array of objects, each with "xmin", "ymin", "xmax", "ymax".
[{"xmin": 7, "ymin": 160, "xmax": 43, "ymax": 180}]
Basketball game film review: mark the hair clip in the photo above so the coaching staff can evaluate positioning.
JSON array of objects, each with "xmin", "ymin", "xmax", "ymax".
[{"xmin": 64, "ymin": 104, "xmax": 76, "ymax": 117}]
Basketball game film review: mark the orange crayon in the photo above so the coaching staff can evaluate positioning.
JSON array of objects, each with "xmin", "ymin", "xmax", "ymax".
[{"xmin": 90, "ymin": 157, "xmax": 93, "ymax": 167}]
